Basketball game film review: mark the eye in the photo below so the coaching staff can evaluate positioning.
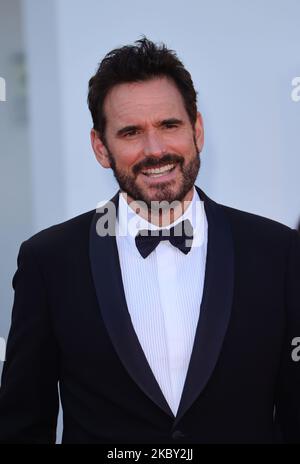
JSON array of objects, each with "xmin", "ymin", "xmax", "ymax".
[
  {"xmin": 123, "ymin": 129, "xmax": 139, "ymax": 137},
  {"xmin": 164, "ymin": 122, "xmax": 179, "ymax": 129}
]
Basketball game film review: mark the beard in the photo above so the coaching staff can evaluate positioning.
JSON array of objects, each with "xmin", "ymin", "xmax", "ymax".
[{"xmin": 105, "ymin": 141, "xmax": 201, "ymax": 209}]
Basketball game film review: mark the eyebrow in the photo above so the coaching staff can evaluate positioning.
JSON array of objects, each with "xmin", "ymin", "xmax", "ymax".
[
  {"xmin": 159, "ymin": 118, "xmax": 183, "ymax": 127},
  {"xmin": 116, "ymin": 118, "xmax": 184, "ymax": 137}
]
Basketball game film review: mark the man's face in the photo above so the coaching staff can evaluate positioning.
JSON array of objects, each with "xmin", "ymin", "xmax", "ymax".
[{"xmin": 91, "ymin": 77, "xmax": 204, "ymax": 207}]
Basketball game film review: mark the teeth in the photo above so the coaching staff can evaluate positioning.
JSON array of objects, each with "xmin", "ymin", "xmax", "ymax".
[{"xmin": 142, "ymin": 163, "xmax": 175, "ymax": 176}]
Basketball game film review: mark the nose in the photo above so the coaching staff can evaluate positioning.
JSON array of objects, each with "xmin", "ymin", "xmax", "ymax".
[{"xmin": 143, "ymin": 130, "xmax": 166, "ymax": 158}]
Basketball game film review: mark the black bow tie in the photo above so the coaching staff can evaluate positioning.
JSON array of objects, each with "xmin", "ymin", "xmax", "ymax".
[{"xmin": 135, "ymin": 219, "xmax": 194, "ymax": 259}]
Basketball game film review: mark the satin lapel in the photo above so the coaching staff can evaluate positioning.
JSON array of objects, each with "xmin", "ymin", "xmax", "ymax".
[
  {"xmin": 173, "ymin": 187, "xmax": 235, "ymax": 427},
  {"xmin": 89, "ymin": 191, "xmax": 174, "ymax": 418}
]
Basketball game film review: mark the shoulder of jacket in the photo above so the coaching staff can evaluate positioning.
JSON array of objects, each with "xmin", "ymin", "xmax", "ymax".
[
  {"xmin": 218, "ymin": 203, "xmax": 296, "ymax": 248},
  {"xmin": 21, "ymin": 209, "xmax": 96, "ymax": 256}
]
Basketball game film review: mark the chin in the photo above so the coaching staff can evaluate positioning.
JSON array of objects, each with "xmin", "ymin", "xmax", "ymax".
[{"xmin": 143, "ymin": 185, "xmax": 185, "ymax": 205}]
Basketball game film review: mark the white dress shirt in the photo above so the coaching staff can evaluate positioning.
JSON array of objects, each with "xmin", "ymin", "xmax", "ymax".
[{"xmin": 115, "ymin": 187, "xmax": 208, "ymax": 416}]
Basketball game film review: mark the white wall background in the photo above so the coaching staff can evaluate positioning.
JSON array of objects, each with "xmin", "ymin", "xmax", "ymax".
[
  {"xmin": 0, "ymin": 0, "xmax": 32, "ymax": 371},
  {"xmin": 22, "ymin": 0, "xmax": 300, "ymax": 230},
  {"xmin": 1, "ymin": 0, "xmax": 300, "ymax": 443}
]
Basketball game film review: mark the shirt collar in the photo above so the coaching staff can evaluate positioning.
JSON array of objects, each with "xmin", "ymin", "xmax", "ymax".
[{"xmin": 116, "ymin": 186, "xmax": 206, "ymax": 251}]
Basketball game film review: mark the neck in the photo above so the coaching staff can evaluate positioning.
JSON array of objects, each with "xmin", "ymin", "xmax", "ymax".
[{"xmin": 124, "ymin": 187, "xmax": 194, "ymax": 227}]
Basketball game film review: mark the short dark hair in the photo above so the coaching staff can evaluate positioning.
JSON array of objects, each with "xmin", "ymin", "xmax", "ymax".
[{"xmin": 87, "ymin": 37, "xmax": 198, "ymax": 139}]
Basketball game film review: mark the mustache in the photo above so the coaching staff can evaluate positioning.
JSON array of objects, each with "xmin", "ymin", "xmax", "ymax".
[{"xmin": 133, "ymin": 154, "xmax": 184, "ymax": 175}]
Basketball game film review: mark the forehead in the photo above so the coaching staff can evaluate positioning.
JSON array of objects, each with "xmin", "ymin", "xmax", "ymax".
[{"xmin": 103, "ymin": 77, "xmax": 188, "ymax": 125}]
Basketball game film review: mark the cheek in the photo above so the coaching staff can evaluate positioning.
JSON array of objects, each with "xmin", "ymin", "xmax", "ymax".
[
  {"xmin": 113, "ymin": 147, "xmax": 141, "ymax": 171},
  {"xmin": 166, "ymin": 131, "xmax": 195, "ymax": 151}
]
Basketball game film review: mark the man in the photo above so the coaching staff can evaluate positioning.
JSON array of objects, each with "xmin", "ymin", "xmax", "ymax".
[{"xmin": 0, "ymin": 38, "xmax": 299, "ymax": 444}]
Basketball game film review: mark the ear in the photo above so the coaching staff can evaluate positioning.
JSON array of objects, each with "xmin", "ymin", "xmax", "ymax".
[
  {"xmin": 194, "ymin": 112, "xmax": 204, "ymax": 152},
  {"xmin": 90, "ymin": 129, "xmax": 111, "ymax": 168}
]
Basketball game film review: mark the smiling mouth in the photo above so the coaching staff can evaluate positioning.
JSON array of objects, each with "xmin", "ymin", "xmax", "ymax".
[{"xmin": 141, "ymin": 163, "xmax": 177, "ymax": 178}]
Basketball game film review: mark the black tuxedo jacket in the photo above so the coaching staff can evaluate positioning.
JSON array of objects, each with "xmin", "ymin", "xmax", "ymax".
[{"xmin": 0, "ymin": 187, "xmax": 299, "ymax": 444}]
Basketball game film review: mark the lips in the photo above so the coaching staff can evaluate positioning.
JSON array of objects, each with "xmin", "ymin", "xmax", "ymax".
[
  {"xmin": 140, "ymin": 162, "xmax": 179, "ymax": 185},
  {"xmin": 141, "ymin": 162, "xmax": 177, "ymax": 177}
]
